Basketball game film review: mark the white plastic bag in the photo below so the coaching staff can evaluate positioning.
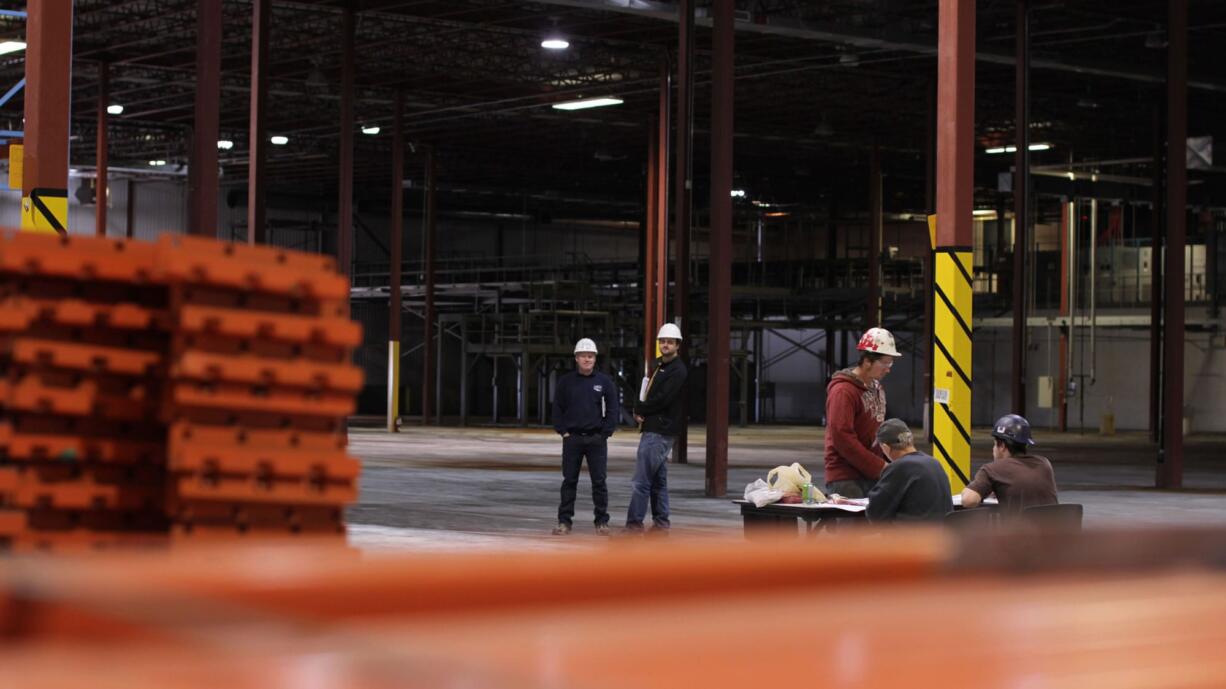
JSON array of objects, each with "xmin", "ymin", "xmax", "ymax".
[
  {"xmin": 743, "ymin": 479, "xmax": 784, "ymax": 508},
  {"xmin": 766, "ymin": 463, "xmax": 812, "ymax": 497}
]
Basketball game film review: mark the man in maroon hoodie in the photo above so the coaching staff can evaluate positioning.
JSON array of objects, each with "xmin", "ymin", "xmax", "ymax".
[{"xmin": 823, "ymin": 327, "xmax": 901, "ymax": 498}]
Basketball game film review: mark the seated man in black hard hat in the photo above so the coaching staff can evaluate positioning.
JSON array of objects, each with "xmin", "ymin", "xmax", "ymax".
[
  {"xmin": 865, "ymin": 419, "xmax": 952, "ymax": 522},
  {"xmin": 961, "ymin": 414, "xmax": 1058, "ymax": 515}
]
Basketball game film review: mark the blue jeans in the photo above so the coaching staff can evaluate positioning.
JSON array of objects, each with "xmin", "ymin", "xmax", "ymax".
[{"xmin": 626, "ymin": 432, "xmax": 674, "ymax": 529}]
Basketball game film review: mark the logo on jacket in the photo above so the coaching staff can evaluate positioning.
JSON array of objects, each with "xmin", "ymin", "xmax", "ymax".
[{"xmin": 593, "ymin": 385, "xmax": 603, "ymax": 392}]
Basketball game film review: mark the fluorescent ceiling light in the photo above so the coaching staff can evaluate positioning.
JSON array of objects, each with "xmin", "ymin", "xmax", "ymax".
[
  {"xmin": 0, "ymin": 41, "xmax": 25, "ymax": 56},
  {"xmin": 972, "ymin": 209, "xmax": 996, "ymax": 217},
  {"xmin": 270, "ymin": 135, "xmax": 289, "ymax": 145},
  {"xmin": 148, "ymin": 159, "xmax": 166, "ymax": 167},
  {"xmin": 361, "ymin": 125, "xmax": 380, "ymax": 135},
  {"xmin": 106, "ymin": 104, "xmax": 124, "ymax": 115},
  {"xmin": 552, "ymin": 97, "xmax": 623, "ymax": 111},
  {"xmin": 216, "ymin": 139, "xmax": 234, "ymax": 150},
  {"xmin": 986, "ymin": 143, "xmax": 1053, "ymax": 154},
  {"xmin": 541, "ymin": 38, "xmax": 569, "ymax": 50},
  {"xmin": 730, "ymin": 189, "xmax": 746, "ymax": 198}
]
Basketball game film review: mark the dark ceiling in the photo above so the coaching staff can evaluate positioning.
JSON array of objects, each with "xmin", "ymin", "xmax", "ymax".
[{"xmin": 0, "ymin": 0, "xmax": 1224, "ymax": 218}]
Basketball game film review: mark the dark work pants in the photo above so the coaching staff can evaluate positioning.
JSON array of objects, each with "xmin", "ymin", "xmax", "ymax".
[{"xmin": 558, "ymin": 434, "xmax": 609, "ymax": 526}]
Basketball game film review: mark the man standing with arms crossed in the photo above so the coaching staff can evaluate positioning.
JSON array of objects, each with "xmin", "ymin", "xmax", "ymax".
[
  {"xmin": 823, "ymin": 327, "xmax": 900, "ymax": 498},
  {"xmin": 626, "ymin": 323, "xmax": 687, "ymax": 534},
  {"xmin": 551, "ymin": 338, "xmax": 619, "ymax": 536}
]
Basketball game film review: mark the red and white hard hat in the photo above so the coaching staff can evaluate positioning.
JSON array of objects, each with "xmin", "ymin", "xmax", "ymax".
[{"xmin": 856, "ymin": 327, "xmax": 901, "ymax": 357}]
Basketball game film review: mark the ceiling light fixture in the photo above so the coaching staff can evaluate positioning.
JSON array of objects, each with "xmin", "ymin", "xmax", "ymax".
[
  {"xmin": 270, "ymin": 135, "xmax": 289, "ymax": 145},
  {"xmin": 361, "ymin": 125, "xmax": 380, "ymax": 135},
  {"xmin": 0, "ymin": 41, "xmax": 26, "ymax": 56},
  {"xmin": 216, "ymin": 139, "xmax": 234, "ymax": 150},
  {"xmin": 541, "ymin": 37, "xmax": 569, "ymax": 50},
  {"xmin": 106, "ymin": 104, "xmax": 124, "ymax": 115},
  {"xmin": 985, "ymin": 143, "xmax": 1052, "ymax": 154},
  {"xmin": 730, "ymin": 189, "xmax": 746, "ymax": 198},
  {"xmin": 552, "ymin": 97, "xmax": 623, "ymax": 111},
  {"xmin": 148, "ymin": 159, "xmax": 166, "ymax": 167}
]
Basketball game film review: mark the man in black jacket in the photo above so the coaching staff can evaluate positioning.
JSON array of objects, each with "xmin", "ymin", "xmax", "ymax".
[
  {"xmin": 865, "ymin": 418, "xmax": 952, "ymax": 522},
  {"xmin": 625, "ymin": 323, "xmax": 688, "ymax": 532},
  {"xmin": 551, "ymin": 338, "xmax": 620, "ymax": 535}
]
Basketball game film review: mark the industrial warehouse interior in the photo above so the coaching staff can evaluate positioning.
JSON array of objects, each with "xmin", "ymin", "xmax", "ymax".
[{"xmin": 2, "ymin": 1, "xmax": 1226, "ymax": 687}]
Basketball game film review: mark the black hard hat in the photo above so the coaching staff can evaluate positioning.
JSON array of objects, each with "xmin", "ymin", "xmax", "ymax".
[{"xmin": 991, "ymin": 414, "xmax": 1036, "ymax": 446}]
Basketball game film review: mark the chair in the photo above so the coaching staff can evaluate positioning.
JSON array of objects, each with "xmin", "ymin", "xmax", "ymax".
[
  {"xmin": 1023, "ymin": 503, "xmax": 1083, "ymax": 532},
  {"xmin": 945, "ymin": 507, "xmax": 995, "ymax": 531}
]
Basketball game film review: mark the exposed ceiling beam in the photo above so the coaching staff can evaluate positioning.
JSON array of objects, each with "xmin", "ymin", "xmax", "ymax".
[{"xmin": 526, "ymin": 0, "xmax": 1226, "ymax": 93}]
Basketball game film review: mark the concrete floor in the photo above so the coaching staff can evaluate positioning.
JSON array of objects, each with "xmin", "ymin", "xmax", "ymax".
[{"xmin": 345, "ymin": 424, "xmax": 1226, "ymax": 550}]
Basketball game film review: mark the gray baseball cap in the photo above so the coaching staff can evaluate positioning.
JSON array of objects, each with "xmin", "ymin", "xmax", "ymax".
[{"xmin": 875, "ymin": 418, "xmax": 912, "ymax": 446}]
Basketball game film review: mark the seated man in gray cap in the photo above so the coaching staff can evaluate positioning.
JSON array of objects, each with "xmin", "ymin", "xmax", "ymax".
[{"xmin": 865, "ymin": 419, "xmax": 952, "ymax": 522}]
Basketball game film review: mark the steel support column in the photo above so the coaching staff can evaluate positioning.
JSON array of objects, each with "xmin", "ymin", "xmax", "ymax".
[
  {"xmin": 125, "ymin": 179, "xmax": 135, "ymax": 238},
  {"xmin": 705, "ymin": 0, "xmax": 734, "ymax": 498},
  {"xmin": 247, "ymin": 0, "xmax": 269, "ymax": 244},
  {"xmin": 643, "ymin": 118, "xmax": 659, "ymax": 368},
  {"xmin": 1159, "ymin": 0, "xmax": 1187, "ymax": 489},
  {"xmin": 423, "ymin": 148, "xmax": 437, "ymax": 426},
  {"xmin": 1149, "ymin": 105, "xmax": 1164, "ymax": 444},
  {"xmin": 923, "ymin": 78, "xmax": 936, "ymax": 438},
  {"xmin": 188, "ymin": 0, "xmax": 221, "ymax": 238},
  {"xmin": 1011, "ymin": 0, "xmax": 1029, "ymax": 415},
  {"xmin": 337, "ymin": 4, "xmax": 355, "ymax": 275},
  {"xmin": 655, "ymin": 62, "xmax": 669, "ymax": 333},
  {"xmin": 95, "ymin": 61, "xmax": 108, "ymax": 237},
  {"xmin": 672, "ymin": 0, "xmax": 694, "ymax": 464},
  {"xmin": 1058, "ymin": 201, "xmax": 1072, "ymax": 432},
  {"xmin": 387, "ymin": 92, "xmax": 404, "ymax": 433},
  {"xmin": 932, "ymin": 0, "xmax": 975, "ymax": 493},
  {"xmin": 867, "ymin": 142, "xmax": 882, "ymax": 328},
  {"xmin": 21, "ymin": 1, "xmax": 72, "ymax": 235}
]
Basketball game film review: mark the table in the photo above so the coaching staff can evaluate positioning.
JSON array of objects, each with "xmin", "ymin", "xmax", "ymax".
[{"xmin": 734, "ymin": 495, "xmax": 997, "ymax": 536}]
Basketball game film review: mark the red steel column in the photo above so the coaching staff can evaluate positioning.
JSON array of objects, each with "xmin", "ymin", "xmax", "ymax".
[
  {"xmin": 931, "ymin": 0, "xmax": 976, "ymax": 490},
  {"xmin": 95, "ymin": 61, "xmax": 109, "ymax": 237},
  {"xmin": 672, "ymin": 0, "xmax": 694, "ymax": 464},
  {"xmin": 1149, "ymin": 105, "xmax": 1164, "ymax": 444},
  {"xmin": 387, "ymin": 91, "xmax": 404, "ymax": 433},
  {"xmin": 189, "ymin": 0, "xmax": 221, "ymax": 237},
  {"xmin": 867, "ymin": 142, "xmax": 881, "ymax": 327},
  {"xmin": 1159, "ymin": 0, "xmax": 1187, "ymax": 489},
  {"xmin": 655, "ymin": 62, "xmax": 669, "ymax": 335},
  {"xmin": 423, "ymin": 148, "xmax": 437, "ymax": 426},
  {"xmin": 247, "ymin": 0, "xmax": 269, "ymax": 244},
  {"xmin": 337, "ymin": 4, "xmax": 355, "ymax": 275},
  {"xmin": 706, "ymin": 0, "xmax": 734, "ymax": 498},
  {"xmin": 643, "ymin": 119, "xmax": 659, "ymax": 367},
  {"xmin": 1011, "ymin": 0, "xmax": 1029, "ymax": 415},
  {"xmin": 21, "ymin": 1, "xmax": 72, "ymax": 235}
]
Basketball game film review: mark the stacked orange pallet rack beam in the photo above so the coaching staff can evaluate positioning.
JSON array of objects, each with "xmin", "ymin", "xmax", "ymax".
[{"xmin": 0, "ymin": 231, "xmax": 362, "ymax": 551}]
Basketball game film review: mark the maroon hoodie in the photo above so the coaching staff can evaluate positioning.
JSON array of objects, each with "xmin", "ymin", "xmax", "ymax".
[{"xmin": 823, "ymin": 368, "xmax": 888, "ymax": 484}]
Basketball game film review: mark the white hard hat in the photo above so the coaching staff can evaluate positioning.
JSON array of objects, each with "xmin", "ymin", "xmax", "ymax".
[
  {"xmin": 573, "ymin": 338, "xmax": 598, "ymax": 354},
  {"xmin": 856, "ymin": 327, "xmax": 901, "ymax": 357},
  {"xmin": 656, "ymin": 323, "xmax": 683, "ymax": 341}
]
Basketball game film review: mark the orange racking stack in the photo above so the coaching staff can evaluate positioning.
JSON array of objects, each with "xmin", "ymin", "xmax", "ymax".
[{"xmin": 0, "ymin": 231, "xmax": 362, "ymax": 551}]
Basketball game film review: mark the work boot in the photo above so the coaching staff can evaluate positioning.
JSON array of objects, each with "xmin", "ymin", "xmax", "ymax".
[
  {"xmin": 594, "ymin": 523, "xmax": 611, "ymax": 536},
  {"xmin": 551, "ymin": 522, "xmax": 572, "ymax": 536}
]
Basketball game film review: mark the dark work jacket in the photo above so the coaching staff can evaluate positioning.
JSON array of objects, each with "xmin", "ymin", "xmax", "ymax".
[
  {"xmin": 865, "ymin": 451, "xmax": 953, "ymax": 522},
  {"xmin": 634, "ymin": 357, "xmax": 687, "ymax": 437},
  {"xmin": 552, "ymin": 369, "xmax": 618, "ymax": 437}
]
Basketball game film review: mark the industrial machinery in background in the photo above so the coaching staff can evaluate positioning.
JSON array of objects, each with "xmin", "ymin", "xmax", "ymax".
[{"xmin": 0, "ymin": 231, "xmax": 363, "ymax": 551}]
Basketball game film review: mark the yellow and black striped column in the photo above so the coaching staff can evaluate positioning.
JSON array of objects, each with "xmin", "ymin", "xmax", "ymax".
[{"xmin": 932, "ymin": 248, "xmax": 973, "ymax": 490}]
